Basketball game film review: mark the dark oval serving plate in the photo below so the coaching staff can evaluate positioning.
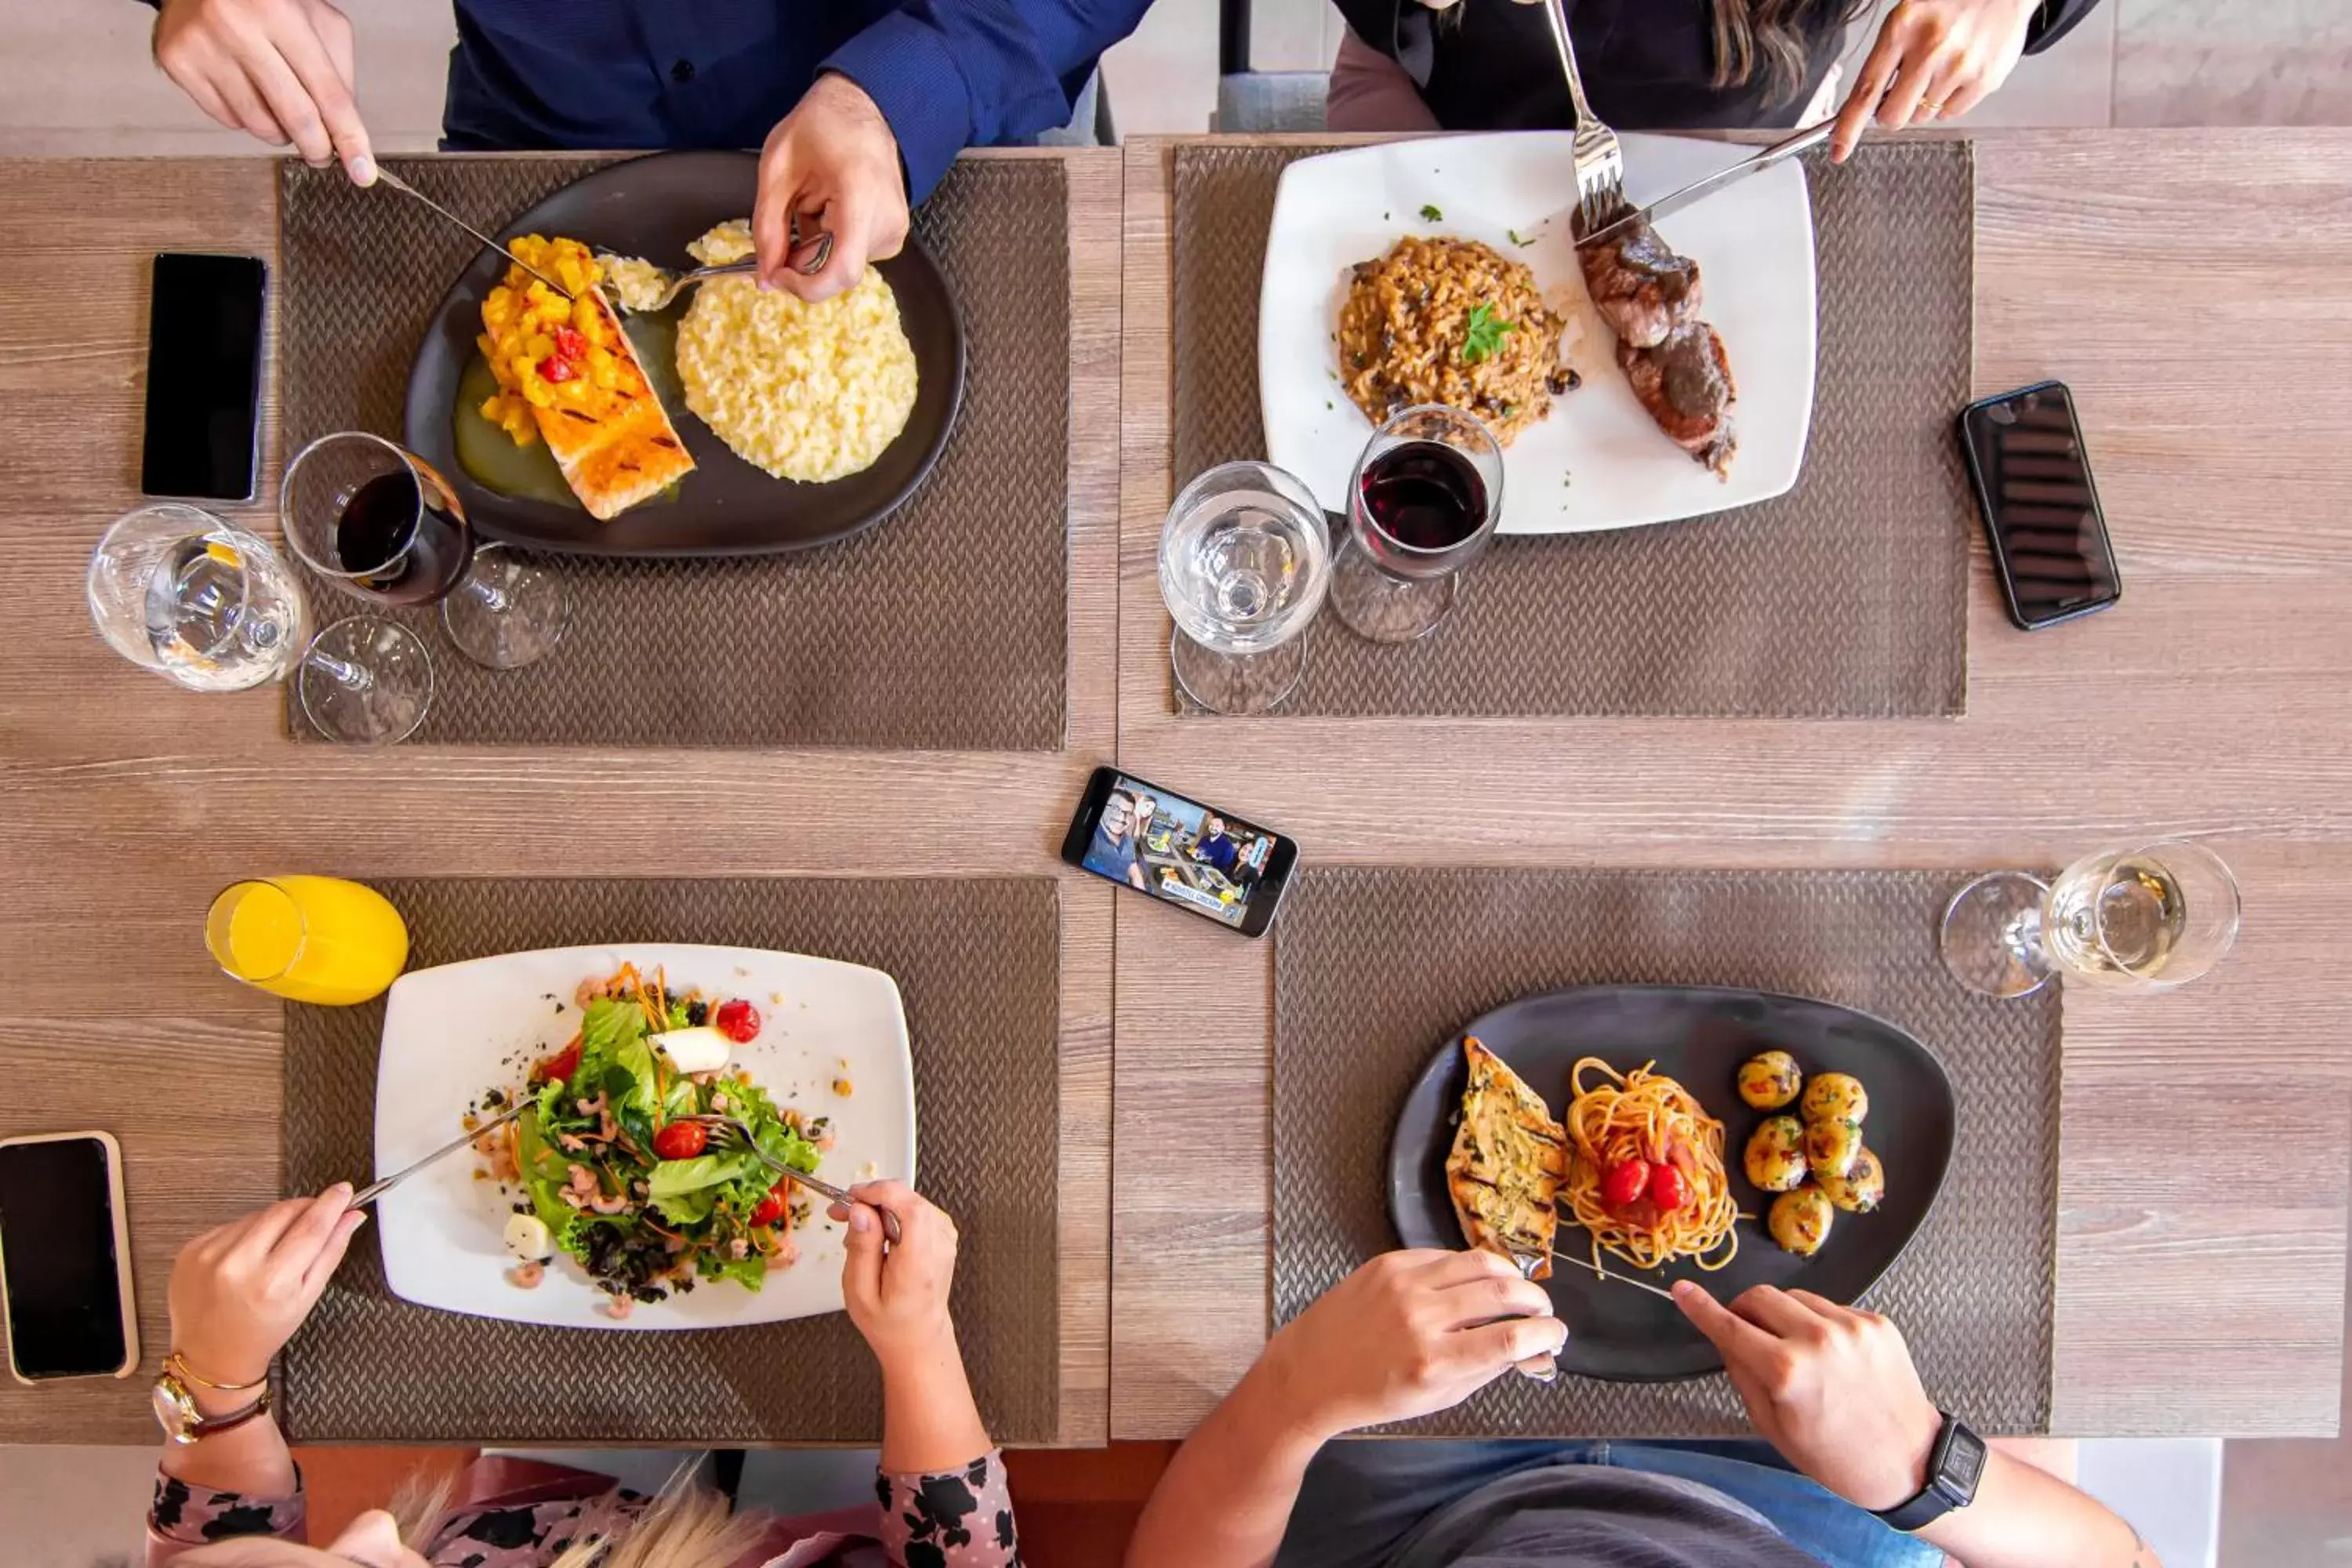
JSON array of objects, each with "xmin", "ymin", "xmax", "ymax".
[
  {"xmin": 403, "ymin": 149, "xmax": 966, "ymax": 557},
  {"xmin": 1388, "ymin": 985, "xmax": 1955, "ymax": 1382}
]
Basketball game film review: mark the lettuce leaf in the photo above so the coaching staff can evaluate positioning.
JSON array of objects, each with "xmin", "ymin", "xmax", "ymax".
[
  {"xmin": 647, "ymin": 1151, "xmax": 759, "ymax": 1201},
  {"xmin": 699, "ymin": 1249, "xmax": 770, "ymax": 1292},
  {"xmin": 651, "ymin": 1186, "xmax": 717, "ymax": 1225}
]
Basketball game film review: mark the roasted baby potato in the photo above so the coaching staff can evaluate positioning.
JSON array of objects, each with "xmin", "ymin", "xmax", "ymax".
[
  {"xmin": 1804, "ymin": 1117, "xmax": 1864, "ymax": 1181},
  {"xmin": 1800, "ymin": 1072, "xmax": 1868, "ymax": 1126},
  {"xmin": 1818, "ymin": 1145, "xmax": 1885, "ymax": 1214},
  {"xmin": 1737, "ymin": 1050, "xmax": 1803, "ymax": 1111},
  {"xmin": 1769, "ymin": 1185, "xmax": 1835, "ymax": 1257},
  {"xmin": 1742, "ymin": 1115, "xmax": 1808, "ymax": 1192}
]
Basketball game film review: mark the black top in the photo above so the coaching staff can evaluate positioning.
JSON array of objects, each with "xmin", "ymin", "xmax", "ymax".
[{"xmin": 1330, "ymin": 0, "xmax": 2103, "ymax": 132}]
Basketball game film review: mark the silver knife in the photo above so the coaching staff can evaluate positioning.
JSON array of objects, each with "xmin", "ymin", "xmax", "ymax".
[
  {"xmin": 348, "ymin": 1099, "xmax": 528, "ymax": 1209},
  {"xmin": 372, "ymin": 168, "xmax": 575, "ymax": 299},
  {"xmin": 1571, "ymin": 119, "xmax": 1834, "ymax": 250}
]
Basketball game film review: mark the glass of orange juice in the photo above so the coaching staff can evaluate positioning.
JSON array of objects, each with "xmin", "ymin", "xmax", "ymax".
[{"xmin": 204, "ymin": 877, "xmax": 409, "ymax": 1005}]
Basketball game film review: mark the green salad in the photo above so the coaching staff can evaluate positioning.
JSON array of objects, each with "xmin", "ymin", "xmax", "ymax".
[{"xmin": 484, "ymin": 964, "xmax": 822, "ymax": 1307}]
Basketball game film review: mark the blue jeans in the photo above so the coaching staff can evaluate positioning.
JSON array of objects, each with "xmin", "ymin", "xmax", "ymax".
[{"xmin": 1274, "ymin": 1437, "xmax": 1946, "ymax": 1568}]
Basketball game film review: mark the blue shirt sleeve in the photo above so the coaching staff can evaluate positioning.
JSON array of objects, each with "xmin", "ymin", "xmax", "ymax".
[{"xmin": 823, "ymin": 0, "xmax": 1152, "ymax": 201}]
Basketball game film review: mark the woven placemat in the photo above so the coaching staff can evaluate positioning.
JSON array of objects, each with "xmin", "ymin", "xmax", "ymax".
[
  {"xmin": 278, "ymin": 158, "xmax": 1069, "ymax": 749},
  {"xmin": 280, "ymin": 877, "xmax": 1061, "ymax": 1444},
  {"xmin": 1272, "ymin": 866, "xmax": 2057, "ymax": 1436},
  {"xmin": 1170, "ymin": 141, "xmax": 1973, "ymax": 718}
]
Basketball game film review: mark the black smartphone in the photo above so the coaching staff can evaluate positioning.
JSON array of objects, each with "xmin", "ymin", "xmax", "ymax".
[
  {"xmin": 141, "ymin": 252, "xmax": 268, "ymax": 503},
  {"xmin": 0, "ymin": 1131, "xmax": 139, "ymax": 1382},
  {"xmin": 1958, "ymin": 380, "xmax": 2120, "ymax": 630},
  {"xmin": 1061, "ymin": 766, "xmax": 1298, "ymax": 937}
]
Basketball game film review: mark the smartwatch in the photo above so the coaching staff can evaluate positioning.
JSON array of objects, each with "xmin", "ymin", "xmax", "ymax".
[{"xmin": 1871, "ymin": 1411, "xmax": 1987, "ymax": 1532}]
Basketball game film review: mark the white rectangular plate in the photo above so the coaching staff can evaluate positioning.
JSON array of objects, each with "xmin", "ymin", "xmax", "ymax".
[
  {"xmin": 1258, "ymin": 132, "xmax": 1817, "ymax": 535},
  {"xmin": 375, "ymin": 943, "xmax": 915, "ymax": 1330}
]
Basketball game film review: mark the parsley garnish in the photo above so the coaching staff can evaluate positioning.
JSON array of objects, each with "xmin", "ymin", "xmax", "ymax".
[
  {"xmin": 1460, "ymin": 303, "xmax": 1516, "ymax": 365},
  {"xmin": 1419, "ymin": 203, "xmax": 1443, "ymax": 222}
]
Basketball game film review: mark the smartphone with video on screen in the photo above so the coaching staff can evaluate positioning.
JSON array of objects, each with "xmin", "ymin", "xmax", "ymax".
[
  {"xmin": 1060, "ymin": 766, "xmax": 1298, "ymax": 937},
  {"xmin": 1958, "ymin": 379, "xmax": 2121, "ymax": 630},
  {"xmin": 0, "ymin": 1131, "xmax": 140, "ymax": 1383}
]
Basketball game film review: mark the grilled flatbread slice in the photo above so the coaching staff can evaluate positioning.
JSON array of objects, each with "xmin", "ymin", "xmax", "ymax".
[
  {"xmin": 1444, "ymin": 1036, "xmax": 1566, "ymax": 1278},
  {"xmin": 532, "ymin": 287, "xmax": 696, "ymax": 521}
]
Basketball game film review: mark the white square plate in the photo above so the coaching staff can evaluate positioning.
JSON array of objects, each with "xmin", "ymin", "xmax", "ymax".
[
  {"xmin": 1258, "ymin": 132, "xmax": 1817, "ymax": 535},
  {"xmin": 374, "ymin": 943, "xmax": 915, "ymax": 1330}
]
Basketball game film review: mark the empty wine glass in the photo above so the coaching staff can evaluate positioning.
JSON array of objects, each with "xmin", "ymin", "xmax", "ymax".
[
  {"xmin": 1940, "ymin": 839, "xmax": 2241, "ymax": 998},
  {"xmin": 88, "ymin": 504, "xmax": 303, "ymax": 691},
  {"xmin": 281, "ymin": 430, "xmax": 568, "ymax": 670},
  {"xmin": 86, "ymin": 503, "xmax": 434, "ymax": 745},
  {"xmin": 1329, "ymin": 405, "xmax": 1504, "ymax": 644},
  {"xmin": 1159, "ymin": 461, "xmax": 1332, "ymax": 713}
]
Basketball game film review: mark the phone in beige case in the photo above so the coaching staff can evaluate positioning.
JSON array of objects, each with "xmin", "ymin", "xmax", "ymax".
[{"xmin": 0, "ymin": 1130, "xmax": 139, "ymax": 1383}]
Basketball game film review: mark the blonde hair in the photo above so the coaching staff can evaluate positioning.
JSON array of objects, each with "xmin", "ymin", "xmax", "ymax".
[{"xmin": 392, "ymin": 1457, "xmax": 773, "ymax": 1568}]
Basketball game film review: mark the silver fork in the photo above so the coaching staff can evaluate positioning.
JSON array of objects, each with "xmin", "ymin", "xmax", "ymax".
[
  {"xmin": 1537, "ymin": 0, "xmax": 1627, "ymax": 236},
  {"xmin": 598, "ymin": 257, "xmax": 757, "ymax": 313},
  {"xmin": 684, "ymin": 1113, "xmax": 902, "ymax": 1243},
  {"xmin": 601, "ymin": 212, "xmax": 837, "ymax": 314}
]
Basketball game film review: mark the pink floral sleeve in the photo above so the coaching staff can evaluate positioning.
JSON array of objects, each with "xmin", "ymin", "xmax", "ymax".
[
  {"xmin": 875, "ymin": 1450, "xmax": 1020, "ymax": 1567},
  {"xmin": 147, "ymin": 1471, "xmax": 306, "ymax": 1566}
]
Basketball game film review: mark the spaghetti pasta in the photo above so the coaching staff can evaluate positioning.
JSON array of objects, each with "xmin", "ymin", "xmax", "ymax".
[{"xmin": 1560, "ymin": 1057, "xmax": 1740, "ymax": 1272}]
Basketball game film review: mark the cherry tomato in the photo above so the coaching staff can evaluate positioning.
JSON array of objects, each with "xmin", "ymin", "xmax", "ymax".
[
  {"xmin": 1602, "ymin": 1159, "xmax": 1650, "ymax": 1207},
  {"xmin": 651, "ymin": 1122, "xmax": 707, "ymax": 1161},
  {"xmin": 714, "ymin": 999, "xmax": 761, "ymax": 1044},
  {"xmin": 749, "ymin": 1178, "xmax": 792, "ymax": 1227},
  {"xmin": 1649, "ymin": 1163, "xmax": 1690, "ymax": 1213},
  {"xmin": 533, "ymin": 1040, "xmax": 581, "ymax": 1086},
  {"xmin": 552, "ymin": 325, "xmax": 588, "ymax": 360}
]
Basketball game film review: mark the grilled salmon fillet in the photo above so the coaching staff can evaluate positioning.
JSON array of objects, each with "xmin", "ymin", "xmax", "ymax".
[
  {"xmin": 532, "ymin": 287, "xmax": 695, "ymax": 521},
  {"xmin": 1445, "ymin": 1036, "xmax": 1566, "ymax": 1278}
]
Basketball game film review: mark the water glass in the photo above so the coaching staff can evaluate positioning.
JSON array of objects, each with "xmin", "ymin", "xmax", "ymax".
[
  {"xmin": 87, "ymin": 504, "xmax": 303, "ymax": 691},
  {"xmin": 1329, "ymin": 405, "xmax": 1505, "ymax": 644},
  {"xmin": 282, "ymin": 430, "xmax": 568, "ymax": 670},
  {"xmin": 1940, "ymin": 839, "xmax": 2241, "ymax": 998},
  {"xmin": 1159, "ymin": 461, "xmax": 1332, "ymax": 714}
]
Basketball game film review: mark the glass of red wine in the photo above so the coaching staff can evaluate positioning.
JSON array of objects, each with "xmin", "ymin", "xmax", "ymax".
[
  {"xmin": 1330, "ymin": 405, "xmax": 1505, "ymax": 643},
  {"xmin": 281, "ymin": 431, "xmax": 568, "ymax": 670}
]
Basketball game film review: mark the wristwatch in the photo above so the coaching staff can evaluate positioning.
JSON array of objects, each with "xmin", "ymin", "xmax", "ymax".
[
  {"xmin": 1871, "ymin": 1410, "xmax": 1987, "ymax": 1532},
  {"xmin": 151, "ymin": 1353, "xmax": 273, "ymax": 1446}
]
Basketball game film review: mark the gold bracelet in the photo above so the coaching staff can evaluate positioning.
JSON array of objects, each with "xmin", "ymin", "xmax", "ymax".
[{"xmin": 165, "ymin": 1351, "xmax": 269, "ymax": 1392}]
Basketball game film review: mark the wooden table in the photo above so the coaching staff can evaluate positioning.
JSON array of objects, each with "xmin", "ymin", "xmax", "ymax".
[
  {"xmin": 4, "ymin": 129, "xmax": 2349, "ymax": 1450},
  {"xmin": 1112, "ymin": 130, "xmax": 2352, "ymax": 1440},
  {"xmin": 0, "ymin": 148, "xmax": 1121, "ymax": 1446}
]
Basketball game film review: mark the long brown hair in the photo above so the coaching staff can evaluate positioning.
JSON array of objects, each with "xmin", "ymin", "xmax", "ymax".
[{"xmin": 1707, "ymin": 0, "xmax": 1875, "ymax": 105}]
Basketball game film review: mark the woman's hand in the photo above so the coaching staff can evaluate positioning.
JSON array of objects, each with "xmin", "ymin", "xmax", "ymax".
[
  {"xmin": 831, "ymin": 1180, "xmax": 956, "ymax": 1370},
  {"xmin": 152, "ymin": 0, "xmax": 376, "ymax": 182},
  {"xmin": 1831, "ymin": 0, "xmax": 2040, "ymax": 162},
  {"xmin": 1257, "ymin": 1249, "xmax": 1566, "ymax": 1442},
  {"xmin": 752, "ymin": 73, "xmax": 910, "ymax": 303},
  {"xmin": 1673, "ymin": 1280, "xmax": 1944, "ymax": 1510},
  {"xmin": 167, "ymin": 1185, "xmax": 367, "ymax": 1388}
]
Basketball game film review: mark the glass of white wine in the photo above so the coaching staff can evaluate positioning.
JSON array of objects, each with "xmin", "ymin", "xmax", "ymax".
[{"xmin": 1940, "ymin": 840, "xmax": 2241, "ymax": 998}]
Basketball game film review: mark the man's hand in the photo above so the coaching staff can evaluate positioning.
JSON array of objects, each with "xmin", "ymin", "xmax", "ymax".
[
  {"xmin": 1830, "ymin": 0, "xmax": 2040, "ymax": 162},
  {"xmin": 1674, "ymin": 1280, "xmax": 1944, "ymax": 1511},
  {"xmin": 1259, "ymin": 1249, "xmax": 1566, "ymax": 1441},
  {"xmin": 753, "ymin": 74, "xmax": 910, "ymax": 303},
  {"xmin": 167, "ymin": 1185, "xmax": 368, "ymax": 1390},
  {"xmin": 153, "ymin": 0, "xmax": 375, "ymax": 183}
]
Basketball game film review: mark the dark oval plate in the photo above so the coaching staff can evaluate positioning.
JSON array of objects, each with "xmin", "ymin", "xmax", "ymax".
[
  {"xmin": 403, "ymin": 149, "xmax": 965, "ymax": 557},
  {"xmin": 1388, "ymin": 985, "xmax": 1955, "ymax": 1382}
]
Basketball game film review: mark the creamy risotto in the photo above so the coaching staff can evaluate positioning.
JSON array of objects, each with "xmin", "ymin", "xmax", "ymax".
[{"xmin": 673, "ymin": 220, "xmax": 919, "ymax": 485}]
